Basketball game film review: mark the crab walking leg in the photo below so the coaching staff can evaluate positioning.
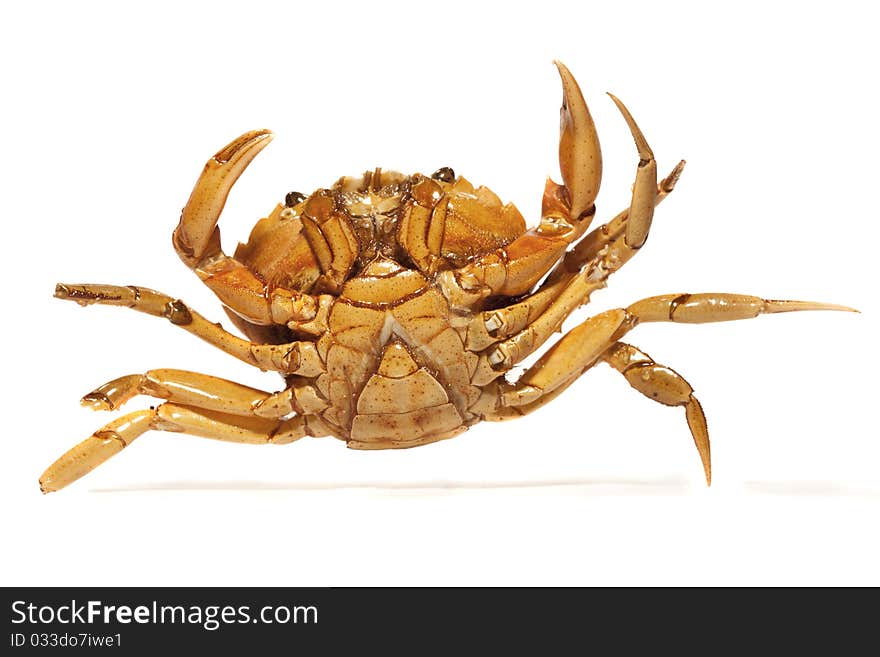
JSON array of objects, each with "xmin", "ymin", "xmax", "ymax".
[
  {"xmin": 496, "ymin": 290, "xmax": 855, "ymax": 400},
  {"xmin": 479, "ymin": 338, "xmax": 712, "ymax": 484},
  {"xmin": 482, "ymin": 177, "xmax": 859, "ymax": 368},
  {"xmin": 603, "ymin": 342, "xmax": 711, "ymax": 485},
  {"xmin": 82, "ymin": 369, "xmax": 294, "ymax": 419},
  {"xmin": 474, "ymin": 164, "xmax": 684, "ymax": 352},
  {"xmin": 608, "ymin": 93, "xmax": 658, "ymax": 250},
  {"xmin": 490, "ymin": 286, "xmax": 855, "ymax": 372},
  {"xmin": 626, "ymin": 293, "xmax": 857, "ymax": 324},
  {"xmin": 54, "ymin": 284, "xmax": 324, "ymax": 375},
  {"xmin": 497, "ymin": 309, "xmax": 632, "ymax": 408},
  {"xmin": 483, "ymin": 222, "xmax": 658, "ymax": 369},
  {"xmin": 536, "ymin": 93, "xmax": 670, "ymax": 289},
  {"xmin": 474, "ymin": 99, "xmax": 674, "ymax": 359},
  {"xmin": 39, "ymin": 411, "xmax": 153, "ymax": 494},
  {"xmin": 484, "ymin": 268, "xmax": 625, "ymax": 370},
  {"xmin": 39, "ymin": 404, "xmax": 316, "ymax": 493},
  {"xmin": 492, "ymin": 292, "xmax": 854, "ymax": 413},
  {"xmin": 498, "ymin": 290, "xmax": 855, "ymax": 391},
  {"xmin": 554, "ymin": 160, "xmax": 685, "ymax": 279},
  {"xmin": 488, "ymin": 291, "xmax": 853, "ymax": 480}
]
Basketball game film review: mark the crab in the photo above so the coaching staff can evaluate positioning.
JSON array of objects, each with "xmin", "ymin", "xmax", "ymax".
[{"xmin": 40, "ymin": 62, "xmax": 855, "ymax": 493}]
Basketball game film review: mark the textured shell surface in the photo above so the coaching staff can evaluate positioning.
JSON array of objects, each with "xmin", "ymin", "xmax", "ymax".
[{"xmin": 233, "ymin": 169, "xmax": 527, "ymax": 446}]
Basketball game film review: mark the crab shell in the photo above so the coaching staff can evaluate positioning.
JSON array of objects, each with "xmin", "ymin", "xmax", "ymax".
[{"xmin": 221, "ymin": 168, "xmax": 576, "ymax": 446}]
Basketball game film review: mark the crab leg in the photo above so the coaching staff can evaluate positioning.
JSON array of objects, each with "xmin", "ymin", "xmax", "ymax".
[
  {"xmin": 54, "ymin": 284, "xmax": 324, "ymax": 376},
  {"xmin": 479, "ymin": 294, "xmax": 852, "ymax": 482},
  {"xmin": 555, "ymin": 160, "xmax": 685, "ymax": 279},
  {"xmin": 482, "ymin": 266, "xmax": 621, "ymax": 370},
  {"xmin": 543, "ymin": 92, "xmax": 670, "ymax": 290},
  {"xmin": 476, "ymin": 339, "xmax": 712, "ymax": 484},
  {"xmin": 466, "ymin": 161, "xmax": 685, "ymax": 352},
  {"xmin": 475, "ymin": 99, "xmax": 712, "ymax": 371},
  {"xmin": 39, "ymin": 405, "xmax": 319, "ymax": 493},
  {"xmin": 81, "ymin": 369, "xmax": 295, "ymax": 419},
  {"xmin": 611, "ymin": 93, "xmax": 657, "ymax": 250},
  {"xmin": 626, "ymin": 293, "xmax": 857, "ymax": 324},
  {"xmin": 603, "ymin": 342, "xmax": 711, "ymax": 485},
  {"xmin": 489, "ymin": 288, "xmax": 855, "ymax": 372}
]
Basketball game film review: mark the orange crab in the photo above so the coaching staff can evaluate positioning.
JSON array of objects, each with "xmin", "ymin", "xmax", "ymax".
[{"xmin": 40, "ymin": 62, "xmax": 854, "ymax": 492}]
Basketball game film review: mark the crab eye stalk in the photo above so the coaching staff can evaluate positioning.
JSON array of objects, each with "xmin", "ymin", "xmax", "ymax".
[
  {"xmin": 431, "ymin": 167, "xmax": 455, "ymax": 183},
  {"xmin": 285, "ymin": 191, "xmax": 307, "ymax": 207}
]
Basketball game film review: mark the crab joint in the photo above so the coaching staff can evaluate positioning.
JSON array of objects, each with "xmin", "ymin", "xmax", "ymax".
[
  {"xmin": 270, "ymin": 289, "xmax": 318, "ymax": 325},
  {"xmin": 163, "ymin": 299, "xmax": 193, "ymax": 325},
  {"xmin": 248, "ymin": 341, "xmax": 325, "ymax": 376},
  {"xmin": 484, "ymin": 312, "xmax": 504, "ymax": 333}
]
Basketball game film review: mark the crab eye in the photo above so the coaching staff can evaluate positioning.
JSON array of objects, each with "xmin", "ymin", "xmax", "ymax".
[
  {"xmin": 285, "ymin": 191, "xmax": 307, "ymax": 207},
  {"xmin": 431, "ymin": 167, "xmax": 455, "ymax": 183}
]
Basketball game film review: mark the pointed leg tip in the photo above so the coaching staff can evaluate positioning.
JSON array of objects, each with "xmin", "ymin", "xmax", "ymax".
[
  {"xmin": 764, "ymin": 299, "xmax": 860, "ymax": 315},
  {"xmin": 606, "ymin": 93, "xmax": 654, "ymax": 160},
  {"xmin": 660, "ymin": 161, "xmax": 687, "ymax": 194},
  {"xmin": 81, "ymin": 394, "xmax": 113, "ymax": 412},
  {"xmin": 606, "ymin": 91, "xmax": 625, "ymax": 110},
  {"xmin": 684, "ymin": 396, "xmax": 712, "ymax": 488},
  {"xmin": 810, "ymin": 302, "xmax": 859, "ymax": 314},
  {"xmin": 699, "ymin": 450, "xmax": 712, "ymax": 487}
]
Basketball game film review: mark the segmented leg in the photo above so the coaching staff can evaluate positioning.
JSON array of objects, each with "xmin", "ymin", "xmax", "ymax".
[
  {"xmin": 490, "ymin": 291, "xmax": 855, "ymax": 373},
  {"xmin": 603, "ymin": 342, "xmax": 711, "ymax": 485},
  {"xmin": 626, "ymin": 293, "xmax": 856, "ymax": 324},
  {"xmin": 476, "ymin": 337, "xmax": 712, "ymax": 484},
  {"xmin": 483, "ymin": 272, "xmax": 625, "ymax": 371},
  {"xmin": 82, "ymin": 369, "xmax": 294, "ymax": 419},
  {"xmin": 469, "ymin": 95, "xmax": 680, "ymax": 360},
  {"xmin": 555, "ymin": 159, "xmax": 685, "ymax": 278},
  {"xmin": 54, "ymin": 284, "xmax": 325, "ymax": 375},
  {"xmin": 609, "ymin": 94, "xmax": 657, "ymax": 250},
  {"xmin": 39, "ymin": 404, "xmax": 319, "ymax": 493},
  {"xmin": 474, "ymin": 293, "xmax": 855, "ymax": 482},
  {"xmin": 466, "ymin": 161, "xmax": 684, "ymax": 353}
]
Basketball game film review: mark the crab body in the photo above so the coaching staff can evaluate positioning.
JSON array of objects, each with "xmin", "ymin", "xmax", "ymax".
[
  {"xmin": 40, "ymin": 63, "xmax": 854, "ymax": 492},
  {"xmin": 229, "ymin": 171, "xmax": 531, "ymax": 448}
]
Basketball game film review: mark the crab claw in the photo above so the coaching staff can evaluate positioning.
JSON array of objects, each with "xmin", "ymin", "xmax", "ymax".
[
  {"xmin": 173, "ymin": 129, "xmax": 274, "ymax": 266},
  {"xmin": 554, "ymin": 61, "xmax": 602, "ymax": 220}
]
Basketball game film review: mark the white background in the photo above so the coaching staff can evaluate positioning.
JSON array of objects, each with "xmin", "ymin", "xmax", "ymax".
[{"xmin": 1, "ymin": 1, "xmax": 877, "ymax": 586}]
